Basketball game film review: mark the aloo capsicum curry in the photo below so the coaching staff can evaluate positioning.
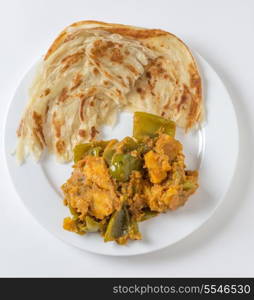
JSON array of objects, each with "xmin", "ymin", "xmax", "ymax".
[{"xmin": 62, "ymin": 112, "xmax": 199, "ymax": 244}]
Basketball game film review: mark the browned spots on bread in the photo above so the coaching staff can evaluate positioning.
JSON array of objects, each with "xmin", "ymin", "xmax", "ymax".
[
  {"xmin": 103, "ymin": 70, "xmax": 114, "ymax": 81},
  {"xmin": 115, "ymin": 89, "xmax": 122, "ymax": 98},
  {"xmin": 58, "ymin": 87, "xmax": 68, "ymax": 103},
  {"xmin": 90, "ymin": 126, "xmax": 99, "ymax": 139},
  {"xmin": 94, "ymin": 61, "xmax": 101, "ymax": 68},
  {"xmin": 187, "ymin": 98, "xmax": 199, "ymax": 129},
  {"xmin": 79, "ymin": 129, "xmax": 86, "ymax": 137},
  {"xmin": 61, "ymin": 51, "xmax": 84, "ymax": 72},
  {"xmin": 61, "ymin": 51, "xmax": 82, "ymax": 64},
  {"xmin": 40, "ymin": 88, "xmax": 51, "ymax": 98},
  {"xmin": 91, "ymin": 40, "xmax": 124, "ymax": 64},
  {"xmin": 176, "ymin": 83, "xmax": 199, "ymax": 130},
  {"xmin": 110, "ymin": 47, "xmax": 123, "ymax": 63},
  {"xmin": 115, "ymin": 75, "xmax": 127, "ymax": 88},
  {"xmin": 189, "ymin": 63, "xmax": 202, "ymax": 99},
  {"xmin": 180, "ymin": 94, "xmax": 188, "ymax": 105},
  {"xmin": 56, "ymin": 140, "xmax": 65, "ymax": 154},
  {"xmin": 91, "ymin": 40, "xmax": 114, "ymax": 58},
  {"xmin": 52, "ymin": 112, "xmax": 64, "ymax": 138},
  {"xmin": 136, "ymin": 87, "xmax": 146, "ymax": 100},
  {"xmin": 139, "ymin": 58, "xmax": 167, "ymax": 96},
  {"xmin": 63, "ymin": 33, "xmax": 77, "ymax": 43},
  {"xmin": 74, "ymin": 92, "xmax": 85, "ymax": 99},
  {"xmin": 45, "ymin": 104, "xmax": 50, "ymax": 116},
  {"xmin": 32, "ymin": 111, "xmax": 45, "ymax": 148},
  {"xmin": 103, "ymin": 80, "xmax": 110, "ymax": 86},
  {"xmin": 179, "ymin": 85, "xmax": 190, "ymax": 106},
  {"xmin": 163, "ymin": 103, "xmax": 170, "ymax": 110},
  {"xmin": 79, "ymin": 88, "xmax": 97, "ymax": 121},
  {"xmin": 125, "ymin": 64, "xmax": 139, "ymax": 75},
  {"xmin": 63, "ymin": 29, "xmax": 85, "ymax": 44},
  {"xmin": 186, "ymin": 63, "xmax": 202, "ymax": 128},
  {"xmin": 71, "ymin": 73, "xmax": 83, "ymax": 91},
  {"xmin": 93, "ymin": 67, "xmax": 99, "ymax": 75},
  {"xmin": 79, "ymin": 98, "xmax": 86, "ymax": 121},
  {"xmin": 149, "ymin": 58, "xmax": 167, "ymax": 77},
  {"xmin": 85, "ymin": 87, "xmax": 97, "ymax": 97},
  {"xmin": 44, "ymin": 88, "xmax": 51, "ymax": 96}
]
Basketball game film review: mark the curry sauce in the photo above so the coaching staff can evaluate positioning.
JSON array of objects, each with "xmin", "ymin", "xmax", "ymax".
[{"xmin": 62, "ymin": 112, "xmax": 199, "ymax": 244}]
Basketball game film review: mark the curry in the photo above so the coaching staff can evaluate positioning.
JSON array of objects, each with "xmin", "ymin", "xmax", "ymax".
[{"xmin": 62, "ymin": 112, "xmax": 199, "ymax": 244}]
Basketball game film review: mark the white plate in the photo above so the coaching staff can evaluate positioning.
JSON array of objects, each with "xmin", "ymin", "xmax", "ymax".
[{"xmin": 4, "ymin": 52, "xmax": 238, "ymax": 256}]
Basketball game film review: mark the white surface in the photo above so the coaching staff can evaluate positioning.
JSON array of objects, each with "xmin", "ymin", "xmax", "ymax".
[
  {"xmin": 5, "ymin": 53, "xmax": 238, "ymax": 256},
  {"xmin": 0, "ymin": 0, "xmax": 253, "ymax": 275}
]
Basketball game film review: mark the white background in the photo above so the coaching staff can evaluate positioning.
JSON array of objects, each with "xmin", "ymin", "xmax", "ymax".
[{"xmin": 1, "ymin": 0, "xmax": 254, "ymax": 277}]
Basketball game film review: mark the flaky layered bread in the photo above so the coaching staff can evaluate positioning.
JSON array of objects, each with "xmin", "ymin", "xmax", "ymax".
[{"xmin": 16, "ymin": 20, "xmax": 203, "ymax": 163}]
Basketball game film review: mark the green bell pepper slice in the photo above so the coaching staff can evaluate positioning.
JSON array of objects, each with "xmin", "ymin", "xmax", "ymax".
[
  {"xmin": 104, "ymin": 206, "xmax": 130, "ymax": 241},
  {"xmin": 109, "ymin": 153, "xmax": 143, "ymax": 182},
  {"xmin": 133, "ymin": 111, "xmax": 176, "ymax": 139}
]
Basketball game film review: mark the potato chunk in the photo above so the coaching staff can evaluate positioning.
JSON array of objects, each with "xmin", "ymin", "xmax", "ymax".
[
  {"xmin": 155, "ymin": 134, "xmax": 182, "ymax": 161},
  {"xmin": 144, "ymin": 150, "xmax": 171, "ymax": 183}
]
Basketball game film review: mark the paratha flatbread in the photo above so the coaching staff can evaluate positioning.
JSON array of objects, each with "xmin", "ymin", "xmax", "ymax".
[{"xmin": 16, "ymin": 21, "xmax": 203, "ymax": 163}]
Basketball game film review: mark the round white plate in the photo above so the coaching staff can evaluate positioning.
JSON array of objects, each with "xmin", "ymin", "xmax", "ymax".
[{"xmin": 4, "ymin": 52, "xmax": 238, "ymax": 256}]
